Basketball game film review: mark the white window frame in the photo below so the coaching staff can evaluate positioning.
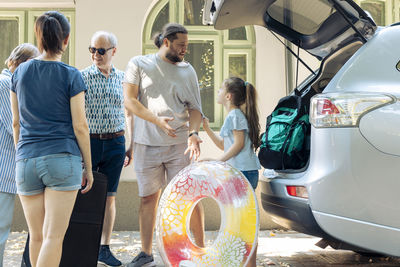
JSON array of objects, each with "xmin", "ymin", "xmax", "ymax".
[{"xmin": 0, "ymin": 10, "xmax": 25, "ymax": 44}]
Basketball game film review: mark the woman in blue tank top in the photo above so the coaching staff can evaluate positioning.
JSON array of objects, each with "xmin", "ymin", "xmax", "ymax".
[{"xmin": 10, "ymin": 11, "xmax": 93, "ymax": 267}]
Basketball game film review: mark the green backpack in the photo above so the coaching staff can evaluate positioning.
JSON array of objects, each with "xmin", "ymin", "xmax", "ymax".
[{"xmin": 258, "ymin": 95, "xmax": 310, "ymax": 170}]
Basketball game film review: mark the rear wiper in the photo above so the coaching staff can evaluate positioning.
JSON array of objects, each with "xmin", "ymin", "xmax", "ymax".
[{"xmin": 269, "ymin": 30, "xmax": 316, "ymax": 76}]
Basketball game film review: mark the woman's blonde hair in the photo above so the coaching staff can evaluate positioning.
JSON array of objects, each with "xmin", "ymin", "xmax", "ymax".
[{"xmin": 5, "ymin": 43, "xmax": 39, "ymax": 68}]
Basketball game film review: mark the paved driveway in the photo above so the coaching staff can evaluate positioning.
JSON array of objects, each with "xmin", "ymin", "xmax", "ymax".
[{"xmin": 4, "ymin": 230, "xmax": 400, "ymax": 266}]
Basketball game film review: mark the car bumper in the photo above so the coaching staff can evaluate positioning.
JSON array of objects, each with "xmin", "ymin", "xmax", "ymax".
[
  {"xmin": 260, "ymin": 181, "xmax": 327, "ymax": 237},
  {"xmin": 260, "ymin": 126, "xmax": 400, "ymax": 256}
]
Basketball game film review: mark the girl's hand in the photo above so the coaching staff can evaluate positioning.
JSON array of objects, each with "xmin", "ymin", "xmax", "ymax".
[
  {"xmin": 81, "ymin": 169, "xmax": 94, "ymax": 194},
  {"xmin": 202, "ymin": 117, "xmax": 210, "ymax": 130}
]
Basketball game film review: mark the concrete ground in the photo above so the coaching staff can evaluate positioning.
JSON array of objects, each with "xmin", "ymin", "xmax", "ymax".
[{"xmin": 4, "ymin": 230, "xmax": 400, "ymax": 266}]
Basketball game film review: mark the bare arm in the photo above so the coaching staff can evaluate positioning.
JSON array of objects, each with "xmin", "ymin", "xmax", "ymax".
[
  {"xmin": 202, "ymin": 117, "xmax": 224, "ymax": 150},
  {"xmin": 124, "ymin": 109, "xmax": 134, "ymax": 167},
  {"xmin": 70, "ymin": 91, "xmax": 93, "ymax": 194},
  {"xmin": 218, "ymin": 130, "xmax": 245, "ymax": 162},
  {"xmin": 10, "ymin": 91, "xmax": 20, "ymax": 146},
  {"xmin": 123, "ymin": 82, "xmax": 176, "ymax": 137},
  {"xmin": 185, "ymin": 109, "xmax": 203, "ymax": 160},
  {"xmin": 188, "ymin": 109, "xmax": 202, "ymax": 134}
]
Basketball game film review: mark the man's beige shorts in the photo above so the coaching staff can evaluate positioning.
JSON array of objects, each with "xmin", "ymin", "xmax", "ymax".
[{"xmin": 133, "ymin": 143, "xmax": 190, "ymax": 197}]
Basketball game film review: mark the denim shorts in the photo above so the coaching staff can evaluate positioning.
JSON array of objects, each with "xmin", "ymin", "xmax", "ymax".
[
  {"xmin": 16, "ymin": 153, "xmax": 82, "ymax": 196},
  {"xmin": 241, "ymin": 170, "xmax": 259, "ymax": 190}
]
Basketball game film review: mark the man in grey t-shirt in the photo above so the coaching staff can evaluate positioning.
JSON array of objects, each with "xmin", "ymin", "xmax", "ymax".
[{"xmin": 123, "ymin": 23, "xmax": 204, "ymax": 267}]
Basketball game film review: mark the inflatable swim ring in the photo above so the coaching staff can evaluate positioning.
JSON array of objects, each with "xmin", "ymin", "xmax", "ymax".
[{"xmin": 156, "ymin": 161, "xmax": 259, "ymax": 267}]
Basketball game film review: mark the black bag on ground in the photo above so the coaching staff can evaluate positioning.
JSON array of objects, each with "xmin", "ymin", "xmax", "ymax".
[
  {"xmin": 21, "ymin": 171, "xmax": 108, "ymax": 267},
  {"xmin": 258, "ymin": 94, "xmax": 310, "ymax": 170}
]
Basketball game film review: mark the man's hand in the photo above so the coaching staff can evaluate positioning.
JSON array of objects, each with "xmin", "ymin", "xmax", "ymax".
[
  {"xmin": 185, "ymin": 133, "xmax": 202, "ymax": 161},
  {"xmin": 124, "ymin": 146, "xmax": 133, "ymax": 167},
  {"xmin": 156, "ymin": 116, "xmax": 177, "ymax": 137}
]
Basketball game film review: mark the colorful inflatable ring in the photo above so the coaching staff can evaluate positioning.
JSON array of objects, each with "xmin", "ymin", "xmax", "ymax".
[{"xmin": 156, "ymin": 161, "xmax": 259, "ymax": 267}]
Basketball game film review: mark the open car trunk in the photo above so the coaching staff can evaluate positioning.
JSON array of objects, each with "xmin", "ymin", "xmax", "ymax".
[
  {"xmin": 280, "ymin": 40, "xmax": 363, "ymax": 172},
  {"xmin": 204, "ymin": 0, "xmax": 376, "ymax": 171},
  {"xmin": 260, "ymin": 41, "xmax": 363, "ymax": 173},
  {"xmin": 204, "ymin": 0, "xmax": 376, "ymax": 59}
]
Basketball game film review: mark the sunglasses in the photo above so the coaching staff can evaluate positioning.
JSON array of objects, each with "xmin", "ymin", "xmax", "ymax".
[{"xmin": 88, "ymin": 46, "xmax": 114, "ymax": 55}]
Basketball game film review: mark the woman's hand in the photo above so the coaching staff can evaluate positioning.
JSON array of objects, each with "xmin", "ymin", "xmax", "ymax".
[
  {"xmin": 124, "ymin": 146, "xmax": 133, "ymax": 167},
  {"xmin": 81, "ymin": 169, "xmax": 94, "ymax": 194}
]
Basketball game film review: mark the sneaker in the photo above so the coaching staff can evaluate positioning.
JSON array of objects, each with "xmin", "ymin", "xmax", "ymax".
[
  {"xmin": 127, "ymin": 251, "xmax": 156, "ymax": 267},
  {"xmin": 98, "ymin": 245, "xmax": 122, "ymax": 267}
]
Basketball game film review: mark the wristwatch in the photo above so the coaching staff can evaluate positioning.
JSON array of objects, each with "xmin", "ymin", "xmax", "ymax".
[{"xmin": 188, "ymin": 131, "xmax": 199, "ymax": 137}]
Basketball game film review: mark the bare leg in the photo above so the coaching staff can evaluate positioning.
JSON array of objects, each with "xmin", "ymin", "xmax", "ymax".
[
  {"xmin": 139, "ymin": 190, "xmax": 161, "ymax": 255},
  {"xmin": 190, "ymin": 203, "xmax": 205, "ymax": 247},
  {"xmin": 101, "ymin": 196, "xmax": 116, "ymax": 245},
  {"xmin": 19, "ymin": 194, "xmax": 45, "ymax": 267},
  {"xmin": 36, "ymin": 188, "xmax": 78, "ymax": 267}
]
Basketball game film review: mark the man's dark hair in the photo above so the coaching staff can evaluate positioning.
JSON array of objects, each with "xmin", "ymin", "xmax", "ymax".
[{"xmin": 153, "ymin": 23, "xmax": 188, "ymax": 48}]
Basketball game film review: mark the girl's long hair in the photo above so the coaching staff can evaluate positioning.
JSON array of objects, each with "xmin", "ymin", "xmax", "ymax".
[{"xmin": 224, "ymin": 77, "xmax": 260, "ymax": 150}]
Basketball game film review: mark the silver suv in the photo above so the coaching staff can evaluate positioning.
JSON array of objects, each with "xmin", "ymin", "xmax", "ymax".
[{"xmin": 204, "ymin": 0, "xmax": 400, "ymax": 256}]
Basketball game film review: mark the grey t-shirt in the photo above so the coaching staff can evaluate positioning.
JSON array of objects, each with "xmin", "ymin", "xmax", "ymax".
[{"xmin": 124, "ymin": 53, "xmax": 202, "ymax": 146}]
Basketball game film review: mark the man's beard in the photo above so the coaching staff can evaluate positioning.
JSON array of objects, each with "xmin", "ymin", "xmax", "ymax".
[{"xmin": 165, "ymin": 51, "xmax": 182, "ymax": 63}]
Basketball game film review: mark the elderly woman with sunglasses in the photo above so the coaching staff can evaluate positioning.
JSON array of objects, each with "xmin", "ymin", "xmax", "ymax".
[{"xmin": 81, "ymin": 31, "xmax": 133, "ymax": 267}]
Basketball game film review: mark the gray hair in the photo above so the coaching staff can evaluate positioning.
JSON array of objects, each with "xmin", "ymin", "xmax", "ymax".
[
  {"xmin": 5, "ymin": 43, "xmax": 40, "ymax": 67},
  {"xmin": 91, "ymin": 31, "xmax": 118, "ymax": 47}
]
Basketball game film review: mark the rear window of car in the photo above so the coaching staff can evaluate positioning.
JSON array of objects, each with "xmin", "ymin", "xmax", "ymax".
[{"xmin": 267, "ymin": 0, "xmax": 336, "ymax": 35}]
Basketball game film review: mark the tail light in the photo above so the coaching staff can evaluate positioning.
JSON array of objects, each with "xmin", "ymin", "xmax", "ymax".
[
  {"xmin": 310, "ymin": 93, "xmax": 394, "ymax": 128},
  {"xmin": 286, "ymin": 186, "xmax": 308, "ymax": 199}
]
